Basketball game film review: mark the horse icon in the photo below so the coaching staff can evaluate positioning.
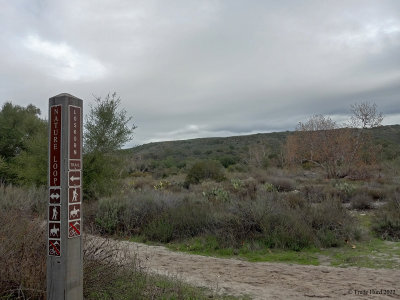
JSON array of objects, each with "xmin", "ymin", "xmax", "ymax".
[
  {"xmin": 50, "ymin": 225, "xmax": 60, "ymax": 237},
  {"xmin": 70, "ymin": 207, "xmax": 80, "ymax": 218}
]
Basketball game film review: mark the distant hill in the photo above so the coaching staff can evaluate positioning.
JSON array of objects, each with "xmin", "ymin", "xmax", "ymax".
[{"xmin": 121, "ymin": 125, "xmax": 400, "ymax": 177}]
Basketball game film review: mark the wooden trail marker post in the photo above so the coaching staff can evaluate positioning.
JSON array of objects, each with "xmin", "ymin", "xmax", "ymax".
[{"xmin": 47, "ymin": 93, "xmax": 83, "ymax": 300}]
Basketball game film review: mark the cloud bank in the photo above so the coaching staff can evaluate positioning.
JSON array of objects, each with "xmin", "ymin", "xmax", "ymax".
[{"xmin": 0, "ymin": 0, "xmax": 399, "ymax": 146}]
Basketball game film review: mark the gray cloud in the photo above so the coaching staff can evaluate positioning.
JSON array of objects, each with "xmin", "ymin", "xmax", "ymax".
[{"xmin": 0, "ymin": 0, "xmax": 399, "ymax": 146}]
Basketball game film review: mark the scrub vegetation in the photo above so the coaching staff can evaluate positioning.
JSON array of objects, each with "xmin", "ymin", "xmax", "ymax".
[
  {"xmin": 0, "ymin": 184, "xmax": 238, "ymax": 299},
  {"xmin": 1, "ymin": 100, "xmax": 400, "ymax": 298}
]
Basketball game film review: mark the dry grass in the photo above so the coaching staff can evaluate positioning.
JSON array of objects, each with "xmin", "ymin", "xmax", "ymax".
[
  {"xmin": 0, "ymin": 210, "xmax": 46, "ymax": 299},
  {"xmin": 0, "ymin": 183, "xmax": 46, "ymax": 217}
]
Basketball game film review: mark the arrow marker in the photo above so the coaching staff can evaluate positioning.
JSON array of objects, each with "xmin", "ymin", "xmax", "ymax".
[
  {"xmin": 70, "ymin": 176, "xmax": 80, "ymax": 182},
  {"xmin": 50, "ymin": 193, "xmax": 60, "ymax": 200}
]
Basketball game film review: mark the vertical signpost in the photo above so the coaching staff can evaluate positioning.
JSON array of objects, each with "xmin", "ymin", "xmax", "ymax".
[{"xmin": 47, "ymin": 94, "xmax": 83, "ymax": 300}]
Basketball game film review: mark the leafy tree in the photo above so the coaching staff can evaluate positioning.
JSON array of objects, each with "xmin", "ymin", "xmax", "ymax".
[
  {"xmin": 0, "ymin": 102, "xmax": 43, "ymax": 159},
  {"xmin": 84, "ymin": 92, "xmax": 136, "ymax": 154},
  {"xmin": 0, "ymin": 102, "xmax": 45, "ymax": 183},
  {"xmin": 83, "ymin": 93, "xmax": 136, "ymax": 199},
  {"xmin": 12, "ymin": 122, "xmax": 48, "ymax": 186}
]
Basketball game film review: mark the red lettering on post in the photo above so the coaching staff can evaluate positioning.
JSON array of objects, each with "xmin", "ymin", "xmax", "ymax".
[
  {"xmin": 69, "ymin": 106, "xmax": 81, "ymax": 160},
  {"xmin": 50, "ymin": 105, "xmax": 61, "ymax": 187}
]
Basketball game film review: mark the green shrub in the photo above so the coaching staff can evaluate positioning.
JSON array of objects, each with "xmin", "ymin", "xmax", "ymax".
[
  {"xmin": 203, "ymin": 187, "xmax": 229, "ymax": 202},
  {"xmin": 215, "ymin": 194, "xmax": 357, "ymax": 250},
  {"xmin": 95, "ymin": 198, "xmax": 126, "ymax": 234},
  {"xmin": 258, "ymin": 209, "xmax": 314, "ymax": 250},
  {"xmin": 185, "ymin": 160, "xmax": 225, "ymax": 185},
  {"xmin": 372, "ymin": 192, "xmax": 400, "ymax": 241},
  {"xmin": 333, "ymin": 181, "xmax": 356, "ymax": 202},
  {"xmin": 153, "ymin": 180, "xmax": 171, "ymax": 190},
  {"xmin": 218, "ymin": 156, "xmax": 238, "ymax": 168},
  {"xmin": 83, "ymin": 152, "xmax": 123, "ymax": 200},
  {"xmin": 169, "ymin": 202, "xmax": 212, "ymax": 239},
  {"xmin": 230, "ymin": 178, "xmax": 243, "ymax": 190},
  {"xmin": 263, "ymin": 183, "xmax": 277, "ymax": 192},
  {"xmin": 144, "ymin": 217, "xmax": 174, "ymax": 242}
]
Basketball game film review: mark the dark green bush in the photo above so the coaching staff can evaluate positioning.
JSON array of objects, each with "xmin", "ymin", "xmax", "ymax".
[
  {"xmin": 218, "ymin": 156, "xmax": 238, "ymax": 168},
  {"xmin": 170, "ymin": 202, "xmax": 213, "ymax": 238},
  {"xmin": 143, "ymin": 217, "xmax": 174, "ymax": 242},
  {"xmin": 185, "ymin": 160, "xmax": 225, "ymax": 185},
  {"xmin": 372, "ymin": 192, "xmax": 400, "ymax": 241},
  {"xmin": 260, "ymin": 212, "xmax": 314, "ymax": 250},
  {"xmin": 83, "ymin": 152, "xmax": 123, "ymax": 200}
]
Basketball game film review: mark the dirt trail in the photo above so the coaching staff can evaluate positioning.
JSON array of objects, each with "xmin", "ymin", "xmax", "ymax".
[{"xmin": 99, "ymin": 237, "xmax": 400, "ymax": 300}]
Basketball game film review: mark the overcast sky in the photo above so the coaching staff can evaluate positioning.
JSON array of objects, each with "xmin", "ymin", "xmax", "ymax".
[{"xmin": 1, "ymin": 0, "xmax": 399, "ymax": 146}]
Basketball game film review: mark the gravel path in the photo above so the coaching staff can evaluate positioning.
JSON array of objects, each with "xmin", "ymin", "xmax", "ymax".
[{"xmin": 94, "ymin": 236, "xmax": 400, "ymax": 300}]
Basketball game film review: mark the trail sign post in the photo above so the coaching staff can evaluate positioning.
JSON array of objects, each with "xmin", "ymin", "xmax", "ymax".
[{"xmin": 47, "ymin": 94, "xmax": 83, "ymax": 300}]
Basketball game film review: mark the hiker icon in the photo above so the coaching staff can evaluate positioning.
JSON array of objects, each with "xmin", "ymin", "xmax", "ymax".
[
  {"xmin": 72, "ymin": 188, "xmax": 78, "ymax": 202},
  {"xmin": 52, "ymin": 206, "xmax": 58, "ymax": 220}
]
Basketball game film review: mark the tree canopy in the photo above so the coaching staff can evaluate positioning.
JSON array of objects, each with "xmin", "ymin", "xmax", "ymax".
[
  {"xmin": 83, "ymin": 92, "xmax": 136, "ymax": 199},
  {"xmin": 84, "ymin": 92, "xmax": 136, "ymax": 154},
  {"xmin": 0, "ymin": 102, "xmax": 47, "ymax": 184}
]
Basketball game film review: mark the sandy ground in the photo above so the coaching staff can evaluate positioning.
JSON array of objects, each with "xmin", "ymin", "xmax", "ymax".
[{"xmin": 91, "ymin": 236, "xmax": 400, "ymax": 300}]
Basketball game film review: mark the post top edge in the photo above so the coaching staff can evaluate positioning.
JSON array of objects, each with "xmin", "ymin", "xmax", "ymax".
[{"xmin": 50, "ymin": 93, "xmax": 82, "ymax": 100}]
